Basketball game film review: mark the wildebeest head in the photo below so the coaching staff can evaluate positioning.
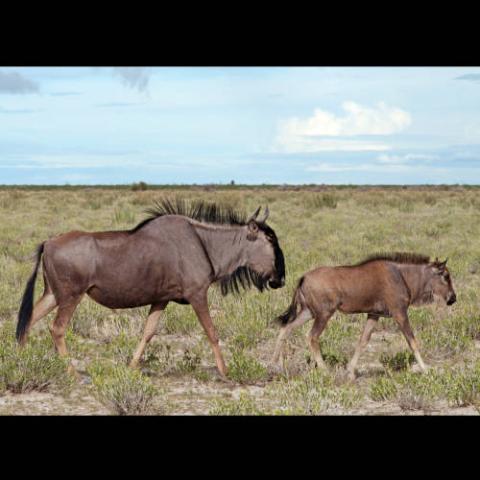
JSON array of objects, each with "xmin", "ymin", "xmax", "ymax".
[
  {"xmin": 427, "ymin": 258, "xmax": 456, "ymax": 306},
  {"xmin": 244, "ymin": 206, "xmax": 285, "ymax": 289}
]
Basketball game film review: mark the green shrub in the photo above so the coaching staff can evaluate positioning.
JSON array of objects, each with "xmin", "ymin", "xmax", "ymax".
[
  {"xmin": 227, "ymin": 347, "xmax": 268, "ymax": 384},
  {"xmin": 380, "ymin": 351, "xmax": 415, "ymax": 372},
  {"xmin": 142, "ymin": 341, "xmax": 175, "ymax": 375},
  {"xmin": 369, "ymin": 376, "xmax": 398, "ymax": 401},
  {"xmin": 419, "ymin": 317, "xmax": 473, "ymax": 360},
  {"xmin": 0, "ymin": 322, "xmax": 73, "ymax": 395},
  {"xmin": 445, "ymin": 363, "xmax": 480, "ymax": 407},
  {"xmin": 277, "ymin": 370, "xmax": 363, "ymax": 414},
  {"xmin": 88, "ymin": 362, "xmax": 158, "ymax": 415},
  {"xmin": 176, "ymin": 345, "xmax": 210, "ymax": 381},
  {"xmin": 209, "ymin": 392, "xmax": 264, "ymax": 415}
]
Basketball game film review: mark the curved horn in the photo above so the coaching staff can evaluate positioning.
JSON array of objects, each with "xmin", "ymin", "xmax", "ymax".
[
  {"xmin": 259, "ymin": 205, "xmax": 270, "ymax": 223},
  {"xmin": 247, "ymin": 206, "xmax": 261, "ymax": 223}
]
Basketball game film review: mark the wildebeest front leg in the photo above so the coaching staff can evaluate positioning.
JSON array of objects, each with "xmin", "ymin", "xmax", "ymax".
[
  {"xmin": 393, "ymin": 310, "xmax": 428, "ymax": 372},
  {"xmin": 346, "ymin": 314, "xmax": 378, "ymax": 380},
  {"xmin": 190, "ymin": 295, "xmax": 227, "ymax": 378},
  {"xmin": 130, "ymin": 302, "xmax": 167, "ymax": 369}
]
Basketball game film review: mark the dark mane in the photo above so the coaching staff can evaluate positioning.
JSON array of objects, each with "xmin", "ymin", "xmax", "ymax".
[
  {"xmin": 217, "ymin": 266, "xmax": 270, "ymax": 296},
  {"xmin": 130, "ymin": 198, "xmax": 247, "ymax": 233},
  {"xmin": 354, "ymin": 252, "xmax": 431, "ymax": 266}
]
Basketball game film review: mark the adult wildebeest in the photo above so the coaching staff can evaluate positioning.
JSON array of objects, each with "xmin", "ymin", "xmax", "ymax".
[
  {"xmin": 17, "ymin": 198, "xmax": 285, "ymax": 378},
  {"xmin": 272, "ymin": 253, "xmax": 456, "ymax": 380}
]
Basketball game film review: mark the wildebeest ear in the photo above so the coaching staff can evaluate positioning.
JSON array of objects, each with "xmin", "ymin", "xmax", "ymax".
[
  {"xmin": 247, "ymin": 206, "xmax": 261, "ymax": 223},
  {"xmin": 258, "ymin": 206, "xmax": 270, "ymax": 223},
  {"xmin": 438, "ymin": 258, "xmax": 448, "ymax": 271},
  {"xmin": 432, "ymin": 258, "xmax": 447, "ymax": 273},
  {"xmin": 247, "ymin": 220, "xmax": 259, "ymax": 240}
]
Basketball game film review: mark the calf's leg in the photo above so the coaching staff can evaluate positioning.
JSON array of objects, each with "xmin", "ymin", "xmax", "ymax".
[
  {"xmin": 393, "ymin": 310, "xmax": 428, "ymax": 372},
  {"xmin": 346, "ymin": 314, "xmax": 379, "ymax": 380},
  {"xmin": 271, "ymin": 308, "xmax": 312, "ymax": 368},
  {"xmin": 307, "ymin": 310, "xmax": 334, "ymax": 369}
]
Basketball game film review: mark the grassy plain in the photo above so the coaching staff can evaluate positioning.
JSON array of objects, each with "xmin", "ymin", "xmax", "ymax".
[{"xmin": 0, "ymin": 185, "xmax": 479, "ymax": 415}]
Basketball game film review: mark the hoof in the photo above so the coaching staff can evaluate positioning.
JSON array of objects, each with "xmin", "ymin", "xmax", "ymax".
[
  {"xmin": 79, "ymin": 376, "xmax": 92, "ymax": 385},
  {"xmin": 346, "ymin": 370, "xmax": 357, "ymax": 382},
  {"xmin": 268, "ymin": 363, "xmax": 284, "ymax": 375},
  {"xmin": 411, "ymin": 363, "xmax": 430, "ymax": 374}
]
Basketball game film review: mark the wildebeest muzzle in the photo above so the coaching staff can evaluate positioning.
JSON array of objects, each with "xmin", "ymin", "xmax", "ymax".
[
  {"xmin": 446, "ymin": 293, "xmax": 456, "ymax": 306},
  {"xmin": 269, "ymin": 276, "xmax": 285, "ymax": 289}
]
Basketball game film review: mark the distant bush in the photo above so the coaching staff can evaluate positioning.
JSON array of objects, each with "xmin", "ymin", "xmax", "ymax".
[{"xmin": 131, "ymin": 181, "xmax": 148, "ymax": 191}]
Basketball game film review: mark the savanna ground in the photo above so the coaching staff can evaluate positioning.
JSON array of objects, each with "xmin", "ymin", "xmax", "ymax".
[{"xmin": 1, "ymin": 184, "xmax": 480, "ymax": 415}]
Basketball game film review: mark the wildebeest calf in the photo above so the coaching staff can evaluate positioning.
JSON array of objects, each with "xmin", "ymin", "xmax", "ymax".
[{"xmin": 272, "ymin": 253, "xmax": 456, "ymax": 380}]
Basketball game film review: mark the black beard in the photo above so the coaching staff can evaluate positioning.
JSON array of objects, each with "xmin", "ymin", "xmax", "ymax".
[{"xmin": 218, "ymin": 266, "xmax": 269, "ymax": 296}]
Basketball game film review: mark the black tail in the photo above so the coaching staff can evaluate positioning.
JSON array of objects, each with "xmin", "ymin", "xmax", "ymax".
[
  {"xmin": 275, "ymin": 277, "xmax": 305, "ymax": 326},
  {"xmin": 16, "ymin": 242, "xmax": 45, "ymax": 343}
]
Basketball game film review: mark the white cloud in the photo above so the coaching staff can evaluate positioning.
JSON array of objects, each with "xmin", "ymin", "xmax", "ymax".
[
  {"xmin": 277, "ymin": 138, "xmax": 391, "ymax": 153},
  {"xmin": 305, "ymin": 161, "xmax": 429, "ymax": 174},
  {"xmin": 275, "ymin": 101, "xmax": 411, "ymax": 153},
  {"xmin": 377, "ymin": 153, "xmax": 437, "ymax": 164}
]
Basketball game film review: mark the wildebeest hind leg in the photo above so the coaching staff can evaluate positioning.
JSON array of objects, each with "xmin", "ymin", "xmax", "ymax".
[
  {"xmin": 190, "ymin": 295, "xmax": 227, "ymax": 379},
  {"xmin": 307, "ymin": 311, "xmax": 334, "ymax": 370},
  {"xmin": 49, "ymin": 297, "xmax": 82, "ymax": 376},
  {"xmin": 20, "ymin": 292, "xmax": 57, "ymax": 346},
  {"xmin": 393, "ymin": 310, "xmax": 428, "ymax": 372},
  {"xmin": 271, "ymin": 308, "xmax": 312, "ymax": 368},
  {"xmin": 346, "ymin": 314, "xmax": 378, "ymax": 380},
  {"xmin": 130, "ymin": 302, "xmax": 167, "ymax": 368}
]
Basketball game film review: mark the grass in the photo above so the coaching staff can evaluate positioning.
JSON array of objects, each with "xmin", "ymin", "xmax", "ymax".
[
  {"xmin": 380, "ymin": 351, "xmax": 415, "ymax": 372},
  {"xmin": 209, "ymin": 392, "xmax": 265, "ymax": 415},
  {"xmin": 227, "ymin": 346, "xmax": 269, "ymax": 384},
  {"xmin": 0, "ymin": 322, "xmax": 74, "ymax": 395},
  {"xmin": 0, "ymin": 185, "xmax": 479, "ymax": 415},
  {"xmin": 369, "ymin": 363, "xmax": 480, "ymax": 411},
  {"xmin": 274, "ymin": 369, "xmax": 363, "ymax": 415},
  {"xmin": 88, "ymin": 362, "xmax": 160, "ymax": 415}
]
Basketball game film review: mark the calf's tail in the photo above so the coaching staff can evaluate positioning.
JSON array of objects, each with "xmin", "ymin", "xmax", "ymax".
[
  {"xmin": 275, "ymin": 277, "xmax": 306, "ymax": 326},
  {"xmin": 16, "ymin": 242, "xmax": 45, "ymax": 343}
]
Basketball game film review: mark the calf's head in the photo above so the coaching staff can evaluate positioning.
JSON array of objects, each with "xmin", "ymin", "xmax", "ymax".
[
  {"xmin": 427, "ymin": 258, "xmax": 456, "ymax": 306},
  {"xmin": 244, "ymin": 206, "xmax": 285, "ymax": 289}
]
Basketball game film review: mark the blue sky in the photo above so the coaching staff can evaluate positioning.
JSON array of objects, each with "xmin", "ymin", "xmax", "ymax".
[{"xmin": 1, "ymin": 66, "xmax": 480, "ymax": 184}]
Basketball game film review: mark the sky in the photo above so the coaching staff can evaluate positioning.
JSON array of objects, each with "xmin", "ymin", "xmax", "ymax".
[{"xmin": 1, "ymin": 66, "xmax": 480, "ymax": 185}]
